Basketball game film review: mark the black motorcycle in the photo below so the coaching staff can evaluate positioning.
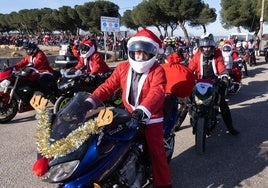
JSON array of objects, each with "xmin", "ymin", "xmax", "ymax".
[
  {"xmin": 189, "ymin": 79, "xmax": 220, "ymax": 154},
  {"xmin": 53, "ymin": 68, "xmax": 122, "ymax": 113}
]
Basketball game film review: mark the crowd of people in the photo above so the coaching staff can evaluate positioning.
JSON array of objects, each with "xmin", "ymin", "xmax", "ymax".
[{"xmin": 16, "ymin": 28, "xmax": 249, "ymax": 187}]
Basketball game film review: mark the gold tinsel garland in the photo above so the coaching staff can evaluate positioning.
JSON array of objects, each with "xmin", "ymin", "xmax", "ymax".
[{"xmin": 35, "ymin": 110, "xmax": 100, "ymax": 159}]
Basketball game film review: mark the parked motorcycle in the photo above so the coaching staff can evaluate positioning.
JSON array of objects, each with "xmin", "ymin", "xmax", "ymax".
[
  {"xmin": 189, "ymin": 79, "xmax": 220, "ymax": 154},
  {"xmin": 0, "ymin": 61, "xmax": 59, "ymax": 123},
  {"xmin": 33, "ymin": 91, "xmax": 175, "ymax": 187},
  {"xmin": 53, "ymin": 68, "xmax": 122, "ymax": 114}
]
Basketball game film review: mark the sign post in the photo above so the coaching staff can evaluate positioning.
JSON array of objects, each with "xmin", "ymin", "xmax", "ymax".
[{"xmin": 101, "ymin": 16, "xmax": 120, "ymax": 61}]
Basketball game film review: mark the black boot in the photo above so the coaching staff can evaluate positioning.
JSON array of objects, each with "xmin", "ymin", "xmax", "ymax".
[{"xmin": 222, "ymin": 113, "xmax": 240, "ymax": 135}]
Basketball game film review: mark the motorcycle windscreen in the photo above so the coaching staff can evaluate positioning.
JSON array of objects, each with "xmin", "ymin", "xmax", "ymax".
[{"xmin": 50, "ymin": 92, "xmax": 104, "ymax": 141}]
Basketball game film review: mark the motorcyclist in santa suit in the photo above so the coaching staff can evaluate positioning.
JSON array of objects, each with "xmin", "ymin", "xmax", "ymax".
[
  {"xmin": 14, "ymin": 39, "xmax": 56, "ymax": 101},
  {"xmin": 188, "ymin": 33, "xmax": 240, "ymax": 135},
  {"xmin": 235, "ymin": 41, "xmax": 249, "ymax": 76},
  {"xmin": 84, "ymin": 29, "xmax": 173, "ymax": 188}
]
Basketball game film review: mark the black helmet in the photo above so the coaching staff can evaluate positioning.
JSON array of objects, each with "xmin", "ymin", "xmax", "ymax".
[
  {"xmin": 199, "ymin": 33, "xmax": 215, "ymax": 47},
  {"xmin": 22, "ymin": 39, "xmax": 38, "ymax": 55}
]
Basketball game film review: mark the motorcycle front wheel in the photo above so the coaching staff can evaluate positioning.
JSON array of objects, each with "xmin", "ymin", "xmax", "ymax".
[
  {"xmin": 164, "ymin": 134, "xmax": 175, "ymax": 163},
  {"xmin": 174, "ymin": 107, "xmax": 188, "ymax": 131},
  {"xmin": 53, "ymin": 96, "xmax": 72, "ymax": 114},
  {"xmin": 195, "ymin": 117, "xmax": 207, "ymax": 154},
  {"xmin": 0, "ymin": 99, "xmax": 18, "ymax": 123}
]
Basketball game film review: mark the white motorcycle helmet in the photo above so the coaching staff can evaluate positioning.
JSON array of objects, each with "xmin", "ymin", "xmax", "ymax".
[
  {"xmin": 127, "ymin": 29, "xmax": 163, "ymax": 73},
  {"xmin": 221, "ymin": 44, "xmax": 233, "ymax": 69},
  {"xmin": 236, "ymin": 41, "xmax": 242, "ymax": 49}
]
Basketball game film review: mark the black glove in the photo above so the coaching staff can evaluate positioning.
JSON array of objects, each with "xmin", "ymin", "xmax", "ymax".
[
  {"xmin": 128, "ymin": 109, "xmax": 147, "ymax": 129},
  {"xmin": 21, "ymin": 67, "xmax": 34, "ymax": 76},
  {"xmin": 131, "ymin": 109, "xmax": 144, "ymax": 121},
  {"xmin": 67, "ymin": 68, "xmax": 76, "ymax": 75},
  {"xmin": 82, "ymin": 100, "xmax": 94, "ymax": 112},
  {"xmin": 221, "ymin": 76, "xmax": 229, "ymax": 87}
]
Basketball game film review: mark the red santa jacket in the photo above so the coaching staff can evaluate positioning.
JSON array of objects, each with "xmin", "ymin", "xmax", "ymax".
[
  {"xmin": 161, "ymin": 53, "xmax": 195, "ymax": 98},
  {"xmin": 15, "ymin": 50, "xmax": 53, "ymax": 73},
  {"xmin": 75, "ymin": 52, "xmax": 111, "ymax": 75},
  {"xmin": 188, "ymin": 48, "xmax": 226, "ymax": 79},
  {"xmin": 92, "ymin": 62, "xmax": 166, "ymax": 125},
  {"xmin": 15, "ymin": 50, "xmax": 53, "ymax": 81}
]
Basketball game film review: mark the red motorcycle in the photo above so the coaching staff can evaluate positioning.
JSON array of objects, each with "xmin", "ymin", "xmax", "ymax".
[{"xmin": 0, "ymin": 61, "xmax": 58, "ymax": 123}]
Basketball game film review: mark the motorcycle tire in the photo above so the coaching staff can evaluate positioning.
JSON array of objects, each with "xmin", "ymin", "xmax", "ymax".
[
  {"xmin": 195, "ymin": 117, "xmax": 207, "ymax": 154},
  {"xmin": 248, "ymin": 57, "xmax": 253, "ymax": 66},
  {"xmin": 53, "ymin": 96, "xmax": 72, "ymax": 114},
  {"xmin": 243, "ymin": 62, "xmax": 249, "ymax": 76},
  {"xmin": 164, "ymin": 134, "xmax": 175, "ymax": 163},
  {"xmin": 0, "ymin": 99, "xmax": 18, "ymax": 123},
  {"xmin": 174, "ymin": 108, "xmax": 188, "ymax": 131}
]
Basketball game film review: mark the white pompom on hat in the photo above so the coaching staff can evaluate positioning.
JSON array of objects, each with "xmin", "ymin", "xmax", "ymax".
[{"xmin": 127, "ymin": 29, "xmax": 164, "ymax": 54}]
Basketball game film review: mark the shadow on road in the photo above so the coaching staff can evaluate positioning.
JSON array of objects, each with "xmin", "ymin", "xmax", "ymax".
[{"xmin": 10, "ymin": 114, "xmax": 36, "ymax": 124}]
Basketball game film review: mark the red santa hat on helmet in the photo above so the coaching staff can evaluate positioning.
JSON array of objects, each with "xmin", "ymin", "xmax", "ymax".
[
  {"xmin": 80, "ymin": 39, "xmax": 95, "ymax": 58},
  {"xmin": 127, "ymin": 29, "xmax": 164, "ymax": 54},
  {"xmin": 81, "ymin": 39, "xmax": 94, "ymax": 47}
]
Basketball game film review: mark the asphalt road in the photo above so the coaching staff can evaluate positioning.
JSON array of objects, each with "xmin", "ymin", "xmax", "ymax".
[{"xmin": 0, "ymin": 57, "xmax": 267, "ymax": 188}]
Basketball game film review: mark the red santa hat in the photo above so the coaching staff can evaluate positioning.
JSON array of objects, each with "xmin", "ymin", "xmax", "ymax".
[
  {"xmin": 81, "ymin": 39, "xmax": 94, "ymax": 47},
  {"xmin": 127, "ymin": 29, "xmax": 164, "ymax": 54}
]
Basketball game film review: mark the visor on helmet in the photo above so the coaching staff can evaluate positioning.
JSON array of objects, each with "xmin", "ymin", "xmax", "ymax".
[
  {"xmin": 79, "ymin": 44, "xmax": 91, "ymax": 55},
  {"xmin": 128, "ymin": 41, "xmax": 157, "ymax": 60},
  {"xmin": 222, "ymin": 45, "xmax": 232, "ymax": 52}
]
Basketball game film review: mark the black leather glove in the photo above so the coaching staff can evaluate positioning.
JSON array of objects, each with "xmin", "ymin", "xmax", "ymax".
[
  {"xmin": 67, "ymin": 68, "xmax": 76, "ymax": 75},
  {"xmin": 128, "ymin": 109, "xmax": 147, "ymax": 129},
  {"xmin": 220, "ymin": 76, "xmax": 229, "ymax": 87},
  {"xmin": 131, "ymin": 109, "xmax": 144, "ymax": 121},
  {"xmin": 82, "ymin": 100, "xmax": 94, "ymax": 112}
]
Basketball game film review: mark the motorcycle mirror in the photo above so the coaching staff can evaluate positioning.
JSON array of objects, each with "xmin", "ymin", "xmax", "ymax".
[{"xmin": 96, "ymin": 108, "xmax": 113, "ymax": 127}]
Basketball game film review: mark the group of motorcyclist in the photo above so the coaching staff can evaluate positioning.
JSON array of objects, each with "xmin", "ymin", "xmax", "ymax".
[{"xmin": 19, "ymin": 29, "xmax": 244, "ymax": 188}]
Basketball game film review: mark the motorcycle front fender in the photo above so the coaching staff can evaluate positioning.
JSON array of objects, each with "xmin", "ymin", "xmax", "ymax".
[{"xmin": 0, "ymin": 92, "xmax": 10, "ymax": 105}]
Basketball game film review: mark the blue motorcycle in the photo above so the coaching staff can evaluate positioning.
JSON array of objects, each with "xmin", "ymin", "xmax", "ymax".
[{"xmin": 33, "ymin": 92, "xmax": 176, "ymax": 188}]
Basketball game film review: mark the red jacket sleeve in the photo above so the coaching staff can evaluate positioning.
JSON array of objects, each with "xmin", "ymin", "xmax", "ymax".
[
  {"xmin": 90, "ymin": 53, "xmax": 110, "ymax": 75},
  {"xmin": 214, "ymin": 49, "xmax": 227, "ymax": 75}
]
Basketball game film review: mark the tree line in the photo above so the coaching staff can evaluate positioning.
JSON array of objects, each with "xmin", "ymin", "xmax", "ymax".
[{"xmin": 0, "ymin": 0, "xmax": 267, "ymax": 40}]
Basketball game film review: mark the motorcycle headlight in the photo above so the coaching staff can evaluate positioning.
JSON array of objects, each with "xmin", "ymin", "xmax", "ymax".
[
  {"xmin": 42, "ymin": 160, "xmax": 79, "ymax": 182},
  {"xmin": 0, "ymin": 79, "xmax": 11, "ymax": 91},
  {"xmin": 194, "ymin": 95, "xmax": 213, "ymax": 105},
  {"xmin": 58, "ymin": 79, "xmax": 75, "ymax": 90}
]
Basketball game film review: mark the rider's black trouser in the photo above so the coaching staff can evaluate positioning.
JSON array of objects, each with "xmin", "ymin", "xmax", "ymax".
[
  {"xmin": 38, "ymin": 73, "xmax": 56, "ymax": 97},
  {"xmin": 218, "ymin": 85, "xmax": 236, "ymax": 131}
]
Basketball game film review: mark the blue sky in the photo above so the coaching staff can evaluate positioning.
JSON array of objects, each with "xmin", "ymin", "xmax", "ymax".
[{"xmin": 1, "ymin": 0, "xmax": 265, "ymax": 37}]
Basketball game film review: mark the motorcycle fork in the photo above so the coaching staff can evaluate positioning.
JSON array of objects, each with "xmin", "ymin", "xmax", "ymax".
[{"xmin": 7, "ymin": 76, "xmax": 19, "ymax": 104}]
